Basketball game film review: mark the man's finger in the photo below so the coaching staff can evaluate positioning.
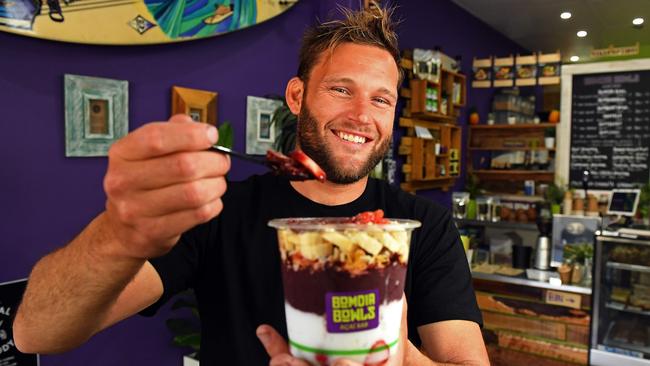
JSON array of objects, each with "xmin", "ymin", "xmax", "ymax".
[
  {"xmin": 168, "ymin": 114, "xmax": 195, "ymax": 124},
  {"xmin": 256, "ymin": 324, "xmax": 290, "ymax": 357},
  {"xmin": 111, "ymin": 119, "xmax": 218, "ymax": 161},
  {"xmin": 269, "ymin": 353, "xmax": 311, "ymax": 366},
  {"xmin": 332, "ymin": 359, "xmax": 363, "ymax": 366},
  {"xmin": 401, "ymin": 293, "xmax": 408, "ymax": 330}
]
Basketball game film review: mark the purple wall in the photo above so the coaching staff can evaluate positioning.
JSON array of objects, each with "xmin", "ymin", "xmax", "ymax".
[{"xmin": 0, "ymin": 1, "xmax": 524, "ymax": 365}]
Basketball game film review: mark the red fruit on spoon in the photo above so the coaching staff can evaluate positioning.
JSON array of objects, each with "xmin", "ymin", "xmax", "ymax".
[
  {"xmin": 209, "ymin": 145, "xmax": 326, "ymax": 182},
  {"xmin": 289, "ymin": 150, "xmax": 327, "ymax": 182},
  {"xmin": 266, "ymin": 149, "xmax": 326, "ymax": 182}
]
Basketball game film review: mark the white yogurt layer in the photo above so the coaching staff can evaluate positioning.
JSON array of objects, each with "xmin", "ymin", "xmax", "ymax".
[{"xmin": 285, "ymin": 299, "xmax": 403, "ymax": 365}]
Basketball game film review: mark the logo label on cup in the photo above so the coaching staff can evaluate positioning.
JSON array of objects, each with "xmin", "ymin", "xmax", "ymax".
[{"xmin": 325, "ymin": 289, "xmax": 379, "ymax": 333}]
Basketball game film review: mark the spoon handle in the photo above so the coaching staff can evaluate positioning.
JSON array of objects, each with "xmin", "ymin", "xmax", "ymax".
[{"xmin": 209, "ymin": 145, "xmax": 267, "ymax": 166}]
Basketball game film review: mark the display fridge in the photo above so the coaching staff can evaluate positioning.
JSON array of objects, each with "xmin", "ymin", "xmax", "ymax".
[{"xmin": 591, "ymin": 233, "xmax": 650, "ymax": 365}]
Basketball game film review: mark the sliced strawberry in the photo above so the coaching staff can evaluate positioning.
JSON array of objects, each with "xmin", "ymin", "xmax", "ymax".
[
  {"xmin": 352, "ymin": 209, "xmax": 387, "ymax": 224},
  {"xmin": 364, "ymin": 339, "xmax": 390, "ymax": 366},
  {"xmin": 289, "ymin": 150, "xmax": 327, "ymax": 182}
]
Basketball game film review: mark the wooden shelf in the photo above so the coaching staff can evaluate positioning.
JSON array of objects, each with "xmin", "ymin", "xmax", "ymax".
[
  {"xmin": 455, "ymin": 218, "xmax": 538, "ymax": 231},
  {"xmin": 470, "ymin": 170, "xmax": 555, "ymax": 182},
  {"xmin": 470, "ymin": 123, "xmax": 557, "ymax": 129},
  {"xmin": 468, "ymin": 121, "xmax": 557, "ymax": 192},
  {"xmin": 398, "ymin": 50, "xmax": 465, "ymax": 193},
  {"xmin": 471, "ymin": 169, "xmax": 554, "ymax": 174},
  {"xmin": 401, "ymin": 178, "xmax": 456, "ymax": 193},
  {"xmin": 410, "ymin": 112, "xmax": 456, "ymax": 122},
  {"xmin": 469, "ymin": 147, "xmax": 555, "ymax": 151}
]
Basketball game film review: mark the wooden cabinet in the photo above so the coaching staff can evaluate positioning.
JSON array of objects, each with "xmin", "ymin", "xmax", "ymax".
[
  {"xmin": 467, "ymin": 123, "xmax": 557, "ymax": 192},
  {"xmin": 398, "ymin": 118, "xmax": 461, "ymax": 193},
  {"xmin": 401, "ymin": 60, "xmax": 466, "ymax": 121},
  {"xmin": 397, "ymin": 52, "xmax": 466, "ymax": 193}
]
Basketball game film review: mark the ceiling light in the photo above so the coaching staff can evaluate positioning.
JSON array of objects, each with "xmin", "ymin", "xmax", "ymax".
[
  {"xmin": 577, "ymin": 30, "xmax": 588, "ymax": 37},
  {"xmin": 560, "ymin": 12, "xmax": 572, "ymax": 20},
  {"xmin": 570, "ymin": 56, "xmax": 580, "ymax": 62},
  {"xmin": 632, "ymin": 17, "xmax": 644, "ymax": 26}
]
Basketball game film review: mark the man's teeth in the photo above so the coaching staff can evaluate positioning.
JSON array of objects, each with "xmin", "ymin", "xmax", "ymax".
[{"xmin": 337, "ymin": 132, "xmax": 366, "ymax": 144}]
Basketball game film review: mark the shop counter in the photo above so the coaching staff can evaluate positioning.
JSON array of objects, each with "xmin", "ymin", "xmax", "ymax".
[{"xmin": 472, "ymin": 271, "xmax": 592, "ymax": 366}]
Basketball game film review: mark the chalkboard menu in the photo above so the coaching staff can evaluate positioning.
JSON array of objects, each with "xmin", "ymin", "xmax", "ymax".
[{"xmin": 570, "ymin": 70, "xmax": 650, "ymax": 189}]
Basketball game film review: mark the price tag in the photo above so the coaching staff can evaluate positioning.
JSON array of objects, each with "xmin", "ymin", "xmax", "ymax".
[{"xmin": 545, "ymin": 289, "xmax": 582, "ymax": 309}]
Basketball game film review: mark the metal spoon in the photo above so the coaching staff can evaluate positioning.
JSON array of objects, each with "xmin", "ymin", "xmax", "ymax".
[{"xmin": 209, "ymin": 145, "xmax": 326, "ymax": 182}]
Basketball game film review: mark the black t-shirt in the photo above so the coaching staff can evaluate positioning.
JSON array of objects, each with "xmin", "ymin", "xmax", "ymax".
[{"xmin": 142, "ymin": 173, "xmax": 481, "ymax": 365}]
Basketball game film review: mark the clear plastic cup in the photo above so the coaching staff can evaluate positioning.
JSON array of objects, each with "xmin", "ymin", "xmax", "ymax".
[{"xmin": 268, "ymin": 217, "xmax": 421, "ymax": 365}]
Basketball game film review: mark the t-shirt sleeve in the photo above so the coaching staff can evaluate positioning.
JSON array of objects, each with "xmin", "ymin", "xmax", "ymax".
[
  {"xmin": 409, "ymin": 207, "xmax": 482, "ymax": 327},
  {"xmin": 139, "ymin": 223, "xmax": 209, "ymax": 317}
]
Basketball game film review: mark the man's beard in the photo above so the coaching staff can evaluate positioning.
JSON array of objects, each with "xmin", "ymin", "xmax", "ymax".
[{"xmin": 297, "ymin": 104, "xmax": 390, "ymax": 184}]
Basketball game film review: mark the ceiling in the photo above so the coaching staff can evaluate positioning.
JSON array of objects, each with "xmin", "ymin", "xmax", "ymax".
[{"xmin": 451, "ymin": 0, "xmax": 650, "ymax": 62}]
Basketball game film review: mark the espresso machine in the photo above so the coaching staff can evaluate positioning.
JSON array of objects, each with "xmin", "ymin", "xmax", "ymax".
[{"xmin": 533, "ymin": 202, "xmax": 553, "ymax": 270}]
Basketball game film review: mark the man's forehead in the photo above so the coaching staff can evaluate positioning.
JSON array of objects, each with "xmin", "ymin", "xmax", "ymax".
[{"xmin": 314, "ymin": 44, "xmax": 399, "ymax": 88}]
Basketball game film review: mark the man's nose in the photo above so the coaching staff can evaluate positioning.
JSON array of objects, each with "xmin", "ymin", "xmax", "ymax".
[{"xmin": 351, "ymin": 97, "xmax": 372, "ymax": 124}]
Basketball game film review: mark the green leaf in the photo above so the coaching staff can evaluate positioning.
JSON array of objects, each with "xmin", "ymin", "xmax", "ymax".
[
  {"xmin": 166, "ymin": 318, "xmax": 197, "ymax": 336},
  {"xmin": 173, "ymin": 333, "xmax": 201, "ymax": 351},
  {"xmin": 217, "ymin": 121, "xmax": 234, "ymax": 149}
]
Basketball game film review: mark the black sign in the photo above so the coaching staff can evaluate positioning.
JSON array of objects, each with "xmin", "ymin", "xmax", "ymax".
[
  {"xmin": 0, "ymin": 279, "xmax": 38, "ymax": 366},
  {"xmin": 570, "ymin": 70, "xmax": 650, "ymax": 189}
]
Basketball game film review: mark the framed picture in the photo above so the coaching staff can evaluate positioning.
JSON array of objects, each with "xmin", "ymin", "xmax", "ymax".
[
  {"xmin": 246, "ymin": 96, "xmax": 283, "ymax": 155},
  {"xmin": 64, "ymin": 74, "xmax": 128, "ymax": 157},
  {"xmin": 550, "ymin": 214, "xmax": 601, "ymax": 267},
  {"xmin": 171, "ymin": 86, "xmax": 218, "ymax": 125}
]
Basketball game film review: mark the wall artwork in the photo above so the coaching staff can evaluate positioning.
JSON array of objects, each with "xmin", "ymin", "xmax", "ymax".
[
  {"xmin": 64, "ymin": 74, "xmax": 128, "ymax": 157},
  {"xmin": 171, "ymin": 86, "xmax": 218, "ymax": 125},
  {"xmin": 246, "ymin": 96, "xmax": 283, "ymax": 155},
  {"xmin": 0, "ymin": 1, "xmax": 299, "ymax": 45}
]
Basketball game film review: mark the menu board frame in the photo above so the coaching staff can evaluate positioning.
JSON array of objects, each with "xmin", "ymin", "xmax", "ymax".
[{"xmin": 557, "ymin": 59, "xmax": 650, "ymax": 195}]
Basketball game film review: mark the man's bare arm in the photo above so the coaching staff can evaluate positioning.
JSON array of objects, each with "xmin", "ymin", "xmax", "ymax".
[
  {"xmin": 404, "ymin": 320, "xmax": 489, "ymax": 366},
  {"xmin": 13, "ymin": 213, "xmax": 162, "ymax": 353},
  {"xmin": 13, "ymin": 115, "xmax": 230, "ymax": 354}
]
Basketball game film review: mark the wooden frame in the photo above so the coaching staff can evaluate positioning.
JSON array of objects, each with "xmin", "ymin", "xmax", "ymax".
[
  {"xmin": 171, "ymin": 86, "xmax": 217, "ymax": 125},
  {"xmin": 64, "ymin": 74, "xmax": 128, "ymax": 157},
  {"xmin": 558, "ymin": 59, "xmax": 650, "ymax": 195}
]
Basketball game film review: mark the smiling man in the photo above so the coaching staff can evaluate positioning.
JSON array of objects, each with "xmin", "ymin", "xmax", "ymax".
[{"xmin": 13, "ymin": 4, "xmax": 489, "ymax": 366}]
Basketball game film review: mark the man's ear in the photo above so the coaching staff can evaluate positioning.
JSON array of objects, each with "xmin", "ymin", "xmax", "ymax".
[{"xmin": 285, "ymin": 77, "xmax": 304, "ymax": 115}]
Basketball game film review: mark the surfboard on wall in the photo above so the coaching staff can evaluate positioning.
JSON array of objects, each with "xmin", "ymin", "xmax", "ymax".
[{"xmin": 0, "ymin": 0, "xmax": 298, "ymax": 45}]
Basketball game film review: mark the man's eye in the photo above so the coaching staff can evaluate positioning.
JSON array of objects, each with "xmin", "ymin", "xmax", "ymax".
[
  {"xmin": 332, "ymin": 87, "xmax": 349, "ymax": 94},
  {"xmin": 374, "ymin": 97, "xmax": 390, "ymax": 105}
]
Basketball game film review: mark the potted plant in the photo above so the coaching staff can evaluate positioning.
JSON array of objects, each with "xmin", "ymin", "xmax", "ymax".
[
  {"xmin": 563, "ymin": 243, "xmax": 593, "ymax": 285},
  {"xmin": 544, "ymin": 127, "xmax": 555, "ymax": 149},
  {"xmin": 545, "ymin": 182, "xmax": 565, "ymax": 215},
  {"xmin": 166, "ymin": 291, "xmax": 201, "ymax": 366},
  {"xmin": 216, "ymin": 121, "xmax": 233, "ymax": 149},
  {"xmin": 271, "ymin": 99, "xmax": 298, "ymax": 154},
  {"xmin": 465, "ymin": 173, "xmax": 481, "ymax": 220}
]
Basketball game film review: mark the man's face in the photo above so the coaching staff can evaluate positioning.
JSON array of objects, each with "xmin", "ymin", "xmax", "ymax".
[{"xmin": 296, "ymin": 43, "xmax": 399, "ymax": 184}]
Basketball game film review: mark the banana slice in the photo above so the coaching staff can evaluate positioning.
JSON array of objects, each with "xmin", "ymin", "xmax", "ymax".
[
  {"xmin": 322, "ymin": 231, "xmax": 356, "ymax": 254},
  {"xmin": 348, "ymin": 231, "xmax": 383, "ymax": 256},
  {"xmin": 300, "ymin": 242, "xmax": 333, "ymax": 260}
]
